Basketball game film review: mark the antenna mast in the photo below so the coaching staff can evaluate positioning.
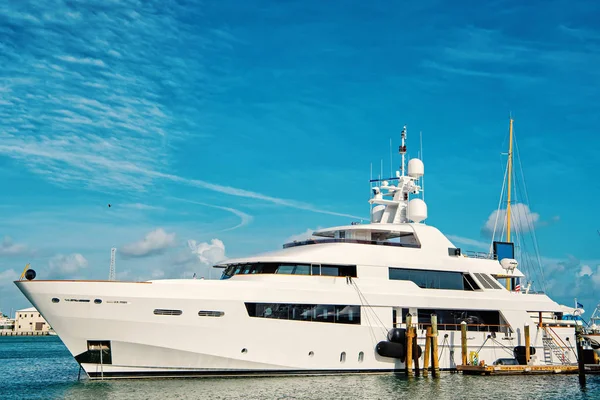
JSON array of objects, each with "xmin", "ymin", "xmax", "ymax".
[
  {"xmin": 505, "ymin": 117, "xmax": 514, "ymax": 290},
  {"xmin": 506, "ymin": 117, "xmax": 514, "ymax": 243},
  {"xmin": 400, "ymin": 126, "xmax": 407, "ymax": 176},
  {"xmin": 108, "ymin": 247, "xmax": 116, "ymax": 281}
]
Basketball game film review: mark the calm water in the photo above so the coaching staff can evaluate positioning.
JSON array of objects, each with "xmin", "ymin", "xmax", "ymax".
[{"xmin": 1, "ymin": 336, "xmax": 599, "ymax": 400}]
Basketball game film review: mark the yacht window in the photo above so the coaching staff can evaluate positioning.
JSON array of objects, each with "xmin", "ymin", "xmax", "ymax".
[
  {"xmin": 417, "ymin": 308, "xmax": 502, "ymax": 331},
  {"xmin": 276, "ymin": 265, "xmax": 295, "ymax": 274},
  {"xmin": 221, "ymin": 263, "xmax": 357, "ymax": 279},
  {"xmin": 473, "ymin": 273, "xmax": 503, "ymax": 290},
  {"xmin": 198, "ymin": 311, "xmax": 224, "ymax": 317},
  {"xmin": 321, "ymin": 266, "xmax": 339, "ymax": 276},
  {"xmin": 311, "ymin": 264, "xmax": 321, "ymax": 275},
  {"xmin": 245, "ymin": 303, "xmax": 361, "ymax": 325},
  {"xmin": 389, "ymin": 268, "xmax": 464, "ymax": 290},
  {"xmin": 153, "ymin": 309, "xmax": 182, "ymax": 316},
  {"xmin": 463, "ymin": 274, "xmax": 480, "ymax": 291}
]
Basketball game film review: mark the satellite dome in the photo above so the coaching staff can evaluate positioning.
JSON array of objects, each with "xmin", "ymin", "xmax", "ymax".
[
  {"xmin": 408, "ymin": 158, "xmax": 424, "ymax": 178},
  {"xmin": 408, "ymin": 198, "xmax": 427, "ymax": 223}
]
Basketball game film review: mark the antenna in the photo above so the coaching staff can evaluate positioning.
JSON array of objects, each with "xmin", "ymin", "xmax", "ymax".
[
  {"xmin": 389, "ymin": 138, "xmax": 393, "ymax": 178},
  {"xmin": 420, "ymin": 130, "xmax": 424, "ymax": 201},
  {"xmin": 108, "ymin": 247, "xmax": 116, "ymax": 281},
  {"xmin": 399, "ymin": 126, "xmax": 407, "ymax": 176}
]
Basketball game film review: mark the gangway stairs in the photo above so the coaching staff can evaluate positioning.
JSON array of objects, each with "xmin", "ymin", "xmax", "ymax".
[{"xmin": 542, "ymin": 328, "xmax": 571, "ymax": 365}]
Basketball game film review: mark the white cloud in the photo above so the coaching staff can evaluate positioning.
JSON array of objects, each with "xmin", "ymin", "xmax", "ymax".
[
  {"xmin": 285, "ymin": 228, "xmax": 318, "ymax": 243},
  {"xmin": 187, "ymin": 239, "xmax": 226, "ymax": 265},
  {"xmin": 151, "ymin": 238, "xmax": 227, "ymax": 280},
  {"xmin": 120, "ymin": 228, "xmax": 175, "ymax": 258},
  {"xmin": 48, "ymin": 253, "xmax": 88, "ymax": 278},
  {"xmin": 579, "ymin": 265, "xmax": 593, "ymax": 277},
  {"xmin": 0, "ymin": 269, "xmax": 19, "ymax": 287},
  {"xmin": 0, "ymin": 236, "xmax": 28, "ymax": 256},
  {"xmin": 482, "ymin": 203, "xmax": 540, "ymax": 237}
]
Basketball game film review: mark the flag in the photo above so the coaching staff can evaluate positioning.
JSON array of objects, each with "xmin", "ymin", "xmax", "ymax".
[
  {"xmin": 514, "ymin": 277, "xmax": 521, "ymax": 292},
  {"xmin": 577, "ymin": 301, "xmax": 584, "ymax": 309}
]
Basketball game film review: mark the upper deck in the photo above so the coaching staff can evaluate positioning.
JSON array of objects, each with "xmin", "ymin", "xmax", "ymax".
[{"xmin": 216, "ymin": 222, "xmax": 524, "ymax": 278}]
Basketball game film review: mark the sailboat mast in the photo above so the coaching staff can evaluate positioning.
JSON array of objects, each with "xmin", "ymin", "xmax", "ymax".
[
  {"xmin": 506, "ymin": 117, "xmax": 514, "ymax": 243},
  {"xmin": 505, "ymin": 117, "xmax": 514, "ymax": 291}
]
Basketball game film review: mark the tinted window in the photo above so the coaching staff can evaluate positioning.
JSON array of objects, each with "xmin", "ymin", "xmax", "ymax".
[
  {"xmin": 389, "ymin": 268, "xmax": 464, "ymax": 290},
  {"xmin": 221, "ymin": 263, "xmax": 357, "ymax": 279},
  {"xmin": 245, "ymin": 302, "xmax": 360, "ymax": 325}
]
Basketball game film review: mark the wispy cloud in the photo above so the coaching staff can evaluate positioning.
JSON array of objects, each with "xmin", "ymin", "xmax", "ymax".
[
  {"xmin": 121, "ymin": 203, "xmax": 164, "ymax": 211},
  {"xmin": 169, "ymin": 198, "xmax": 253, "ymax": 232},
  {"xmin": 446, "ymin": 234, "xmax": 490, "ymax": 250},
  {"xmin": 0, "ymin": 236, "xmax": 28, "ymax": 256}
]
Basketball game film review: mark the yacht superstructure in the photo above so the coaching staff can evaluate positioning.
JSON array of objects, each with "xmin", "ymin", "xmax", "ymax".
[{"xmin": 14, "ymin": 126, "xmax": 576, "ymax": 379}]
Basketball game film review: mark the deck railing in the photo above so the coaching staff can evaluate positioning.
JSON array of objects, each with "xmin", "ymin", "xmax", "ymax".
[{"xmin": 414, "ymin": 322, "xmax": 512, "ymax": 333}]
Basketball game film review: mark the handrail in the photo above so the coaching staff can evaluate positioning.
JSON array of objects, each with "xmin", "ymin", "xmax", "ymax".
[
  {"xmin": 283, "ymin": 238, "xmax": 421, "ymax": 249},
  {"xmin": 463, "ymin": 250, "xmax": 497, "ymax": 260},
  {"xmin": 545, "ymin": 326, "xmax": 571, "ymax": 351},
  {"xmin": 416, "ymin": 322, "xmax": 511, "ymax": 332}
]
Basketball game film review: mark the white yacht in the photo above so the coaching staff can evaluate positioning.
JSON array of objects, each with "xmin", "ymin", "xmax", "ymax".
[{"xmin": 14, "ymin": 126, "xmax": 577, "ymax": 379}]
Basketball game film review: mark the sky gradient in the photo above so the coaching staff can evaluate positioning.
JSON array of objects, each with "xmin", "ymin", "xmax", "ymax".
[{"xmin": 1, "ymin": 0, "xmax": 599, "ymax": 315}]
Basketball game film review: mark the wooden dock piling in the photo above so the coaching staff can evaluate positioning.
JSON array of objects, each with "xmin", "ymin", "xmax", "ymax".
[
  {"xmin": 461, "ymin": 321, "xmax": 467, "ymax": 366},
  {"xmin": 524, "ymin": 324, "xmax": 530, "ymax": 365},
  {"xmin": 423, "ymin": 326, "xmax": 431, "ymax": 377},
  {"xmin": 576, "ymin": 324, "xmax": 586, "ymax": 387},
  {"xmin": 406, "ymin": 314, "xmax": 413, "ymax": 376},
  {"xmin": 431, "ymin": 314, "xmax": 439, "ymax": 376},
  {"xmin": 413, "ymin": 327, "xmax": 420, "ymax": 376}
]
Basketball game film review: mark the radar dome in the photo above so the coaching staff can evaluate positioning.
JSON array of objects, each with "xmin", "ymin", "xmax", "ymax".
[
  {"xmin": 408, "ymin": 198, "xmax": 427, "ymax": 223},
  {"xmin": 408, "ymin": 158, "xmax": 424, "ymax": 178},
  {"xmin": 500, "ymin": 258, "xmax": 518, "ymax": 272}
]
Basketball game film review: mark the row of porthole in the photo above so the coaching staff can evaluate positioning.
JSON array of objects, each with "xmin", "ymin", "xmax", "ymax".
[
  {"xmin": 52, "ymin": 298, "xmax": 102, "ymax": 304},
  {"xmin": 239, "ymin": 349, "xmax": 364, "ymax": 363}
]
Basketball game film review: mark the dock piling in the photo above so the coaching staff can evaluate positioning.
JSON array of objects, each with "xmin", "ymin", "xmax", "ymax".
[
  {"xmin": 525, "ymin": 324, "xmax": 530, "ymax": 365},
  {"xmin": 413, "ymin": 327, "xmax": 420, "ymax": 376},
  {"xmin": 423, "ymin": 326, "xmax": 431, "ymax": 377},
  {"xmin": 461, "ymin": 321, "xmax": 467, "ymax": 366},
  {"xmin": 576, "ymin": 324, "xmax": 586, "ymax": 387},
  {"xmin": 431, "ymin": 314, "xmax": 439, "ymax": 376},
  {"xmin": 406, "ymin": 314, "xmax": 414, "ymax": 376}
]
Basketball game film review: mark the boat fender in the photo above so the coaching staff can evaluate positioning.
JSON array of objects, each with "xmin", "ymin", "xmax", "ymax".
[
  {"xmin": 513, "ymin": 346, "xmax": 536, "ymax": 356},
  {"xmin": 416, "ymin": 345, "xmax": 423, "ymax": 358},
  {"xmin": 376, "ymin": 341, "xmax": 405, "ymax": 359},
  {"xmin": 25, "ymin": 269, "xmax": 36, "ymax": 281},
  {"xmin": 387, "ymin": 328, "xmax": 407, "ymax": 344}
]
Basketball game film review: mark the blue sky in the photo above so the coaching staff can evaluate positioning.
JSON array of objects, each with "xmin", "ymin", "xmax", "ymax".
[{"xmin": 1, "ymin": 0, "xmax": 599, "ymax": 315}]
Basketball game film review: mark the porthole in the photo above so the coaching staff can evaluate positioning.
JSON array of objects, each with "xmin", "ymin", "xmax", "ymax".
[
  {"xmin": 94, "ymin": 299, "xmax": 102, "ymax": 304},
  {"xmin": 358, "ymin": 351, "xmax": 364, "ymax": 363},
  {"xmin": 51, "ymin": 298, "xmax": 59, "ymax": 303},
  {"xmin": 308, "ymin": 351, "xmax": 314, "ymax": 357},
  {"xmin": 340, "ymin": 352, "xmax": 346, "ymax": 363},
  {"xmin": 241, "ymin": 348, "xmax": 248, "ymax": 354}
]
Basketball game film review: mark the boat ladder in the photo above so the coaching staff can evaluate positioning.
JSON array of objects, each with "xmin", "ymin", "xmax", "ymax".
[{"xmin": 542, "ymin": 328, "xmax": 571, "ymax": 365}]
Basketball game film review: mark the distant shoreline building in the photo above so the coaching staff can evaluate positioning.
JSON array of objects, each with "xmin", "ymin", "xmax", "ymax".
[
  {"xmin": 14, "ymin": 307, "xmax": 51, "ymax": 333},
  {"xmin": 0, "ymin": 306, "xmax": 54, "ymax": 336}
]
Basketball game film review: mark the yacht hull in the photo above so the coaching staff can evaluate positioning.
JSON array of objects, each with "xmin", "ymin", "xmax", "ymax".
[{"xmin": 14, "ymin": 279, "xmax": 578, "ymax": 379}]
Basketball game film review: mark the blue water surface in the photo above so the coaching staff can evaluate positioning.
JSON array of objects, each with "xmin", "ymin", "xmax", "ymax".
[{"xmin": 1, "ymin": 336, "xmax": 599, "ymax": 400}]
